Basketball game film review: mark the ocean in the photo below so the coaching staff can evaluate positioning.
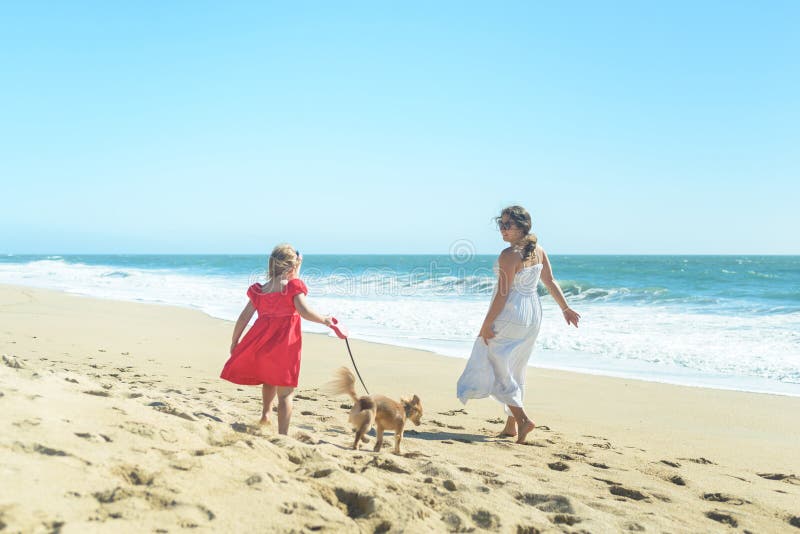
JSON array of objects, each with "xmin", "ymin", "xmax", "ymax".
[{"xmin": 2, "ymin": 254, "xmax": 799, "ymax": 396}]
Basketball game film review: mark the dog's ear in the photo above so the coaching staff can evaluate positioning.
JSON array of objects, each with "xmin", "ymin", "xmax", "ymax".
[{"xmin": 412, "ymin": 394, "xmax": 420, "ymax": 404}]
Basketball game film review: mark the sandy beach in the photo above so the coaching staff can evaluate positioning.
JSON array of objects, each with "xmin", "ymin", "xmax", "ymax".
[{"xmin": 1, "ymin": 283, "xmax": 799, "ymax": 533}]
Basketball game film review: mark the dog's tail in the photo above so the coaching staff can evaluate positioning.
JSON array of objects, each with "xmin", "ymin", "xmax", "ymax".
[{"xmin": 323, "ymin": 366, "xmax": 359, "ymax": 403}]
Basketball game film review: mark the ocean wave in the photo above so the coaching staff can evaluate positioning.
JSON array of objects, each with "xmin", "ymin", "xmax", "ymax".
[
  {"xmin": 2, "ymin": 255, "xmax": 800, "ymax": 392},
  {"xmin": 102, "ymin": 271, "xmax": 130, "ymax": 278}
]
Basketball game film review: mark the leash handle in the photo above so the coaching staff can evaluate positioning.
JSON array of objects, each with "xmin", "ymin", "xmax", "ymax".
[
  {"xmin": 327, "ymin": 317, "xmax": 349, "ymax": 339},
  {"xmin": 345, "ymin": 338, "xmax": 369, "ymax": 395}
]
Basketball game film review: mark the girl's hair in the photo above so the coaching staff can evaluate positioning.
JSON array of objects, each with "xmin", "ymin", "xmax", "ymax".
[
  {"xmin": 495, "ymin": 205, "xmax": 538, "ymax": 263},
  {"xmin": 268, "ymin": 244, "xmax": 301, "ymax": 280}
]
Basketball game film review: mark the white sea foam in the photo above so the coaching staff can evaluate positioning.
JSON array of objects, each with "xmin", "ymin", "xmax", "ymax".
[{"xmin": 2, "ymin": 258, "xmax": 799, "ymax": 395}]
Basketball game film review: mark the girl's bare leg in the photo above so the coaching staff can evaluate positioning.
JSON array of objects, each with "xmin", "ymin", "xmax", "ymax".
[
  {"xmin": 500, "ymin": 414, "xmax": 517, "ymax": 436},
  {"xmin": 507, "ymin": 405, "xmax": 535, "ymax": 444},
  {"xmin": 260, "ymin": 384, "xmax": 277, "ymax": 425},
  {"xmin": 276, "ymin": 386, "xmax": 295, "ymax": 435}
]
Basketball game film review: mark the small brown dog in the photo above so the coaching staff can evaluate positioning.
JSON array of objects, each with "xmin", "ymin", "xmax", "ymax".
[{"xmin": 326, "ymin": 367, "xmax": 423, "ymax": 454}]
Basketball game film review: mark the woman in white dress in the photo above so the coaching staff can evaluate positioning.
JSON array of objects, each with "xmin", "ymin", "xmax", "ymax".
[{"xmin": 457, "ymin": 206, "xmax": 580, "ymax": 443}]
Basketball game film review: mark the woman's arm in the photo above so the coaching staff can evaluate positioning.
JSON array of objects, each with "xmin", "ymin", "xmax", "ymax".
[
  {"xmin": 293, "ymin": 294, "xmax": 332, "ymax": 326},
  {"xmin": 230, "ymin": 302, "xmax": 256, "ymax": 354},
  {"xmin": 540, "ymin": 248, "xmax": 580, "ymax": 327},
  {"xmin": 479, "ymin": 248, "xmax": 520, "ymax": 344}
]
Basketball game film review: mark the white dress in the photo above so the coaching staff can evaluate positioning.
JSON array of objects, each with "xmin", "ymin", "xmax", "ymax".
[{"xmin": 457, "ymin": 258, "xmax": 543, "ymax": 412}]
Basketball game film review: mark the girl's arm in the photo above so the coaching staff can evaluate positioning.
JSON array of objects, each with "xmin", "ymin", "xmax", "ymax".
[
  {"xmin": 293, "ymin": 294, "xmax": 332, "ymax": 326},
  {"xmin": 230, "ymin": 302, "xmax": 256, "ymax": 354},
  {"xmin": 540, "ymin": 248, "xmax": 580, "ymax": 327},
  {"xmin": 479, "ymin": 248, "xmax": 520, "ymax": 344}
]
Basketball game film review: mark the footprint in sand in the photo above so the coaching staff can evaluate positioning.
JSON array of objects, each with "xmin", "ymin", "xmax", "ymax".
[
  {"xmin": 245, "ymin": 474, "xmax": 262, "ymax": 486},
  {"xmin": 757, "ymin": 473, "xmax": 800, "ymax": 485},
  {"xmin": 366, "ymin": 457, "xmax": 410, "ymax": 474},
  {"xmin": 610, "ymin": 486, "xmax": 649, "ymax": 501},
  {"xmin": 148, "ymin": 401, "xmax": 197, "ymax": 421},
  {"xmin": 471, "ymin": 509, "xmax": 500, "ymax": 529},
  {"xmin": 593, "ymin": 477, "xmax": 620, "ymax": 486},
  {"xmin": 788, "ymin": 516, "xmax": 800, "ymax": 528},
  {"xmin": 548, "ymin": 462, "xmax": 570, "ymax": 472},
  {"xmin": 520, "ymin": 440, "xmax": 547, "ymax": 448},
  {"xmin": 75, "ymin": 432, "xmax": 113, "ymax": 443},
  {"xmin": 12, "ymin": 419, "xmax": 41, "ymax": 428},
  {"xmin": 83, "ymin": 390, "xmax": 111, "ymax": 397},
  {"xmin": 120, "ymin": 421, "xmax": 155, "ymax": 439},
  {"xmin": 114, "ymin": 465, "xmax": 156, "ymax": 486},
  {"xmin": 194, "ymin": 412, "xmax": 223, "ymax": 423},
  {"xmin": 660, "ymin": 460, "xmax": 681, "ymax": 468},
  {"xmin": 680, "ymin": 457, "xmax": 716, "ymax": 465},
  {"xmin": 439, "ymin": 409, "xmax": 467, "ymax": 416},
  {"xmin": 329, "ymin": 488, "xmax": 375, "ymax": 519},
  {"xmin": 552, "ymin": 514, "xmax": 582, "ymax": 526},
  {"xmin": 702, "ymin": 493, "xmax": 749, "ymax": 505},
  {"xmin": 516, "ymin": 493, "xmax": 574, "ymax": 514},
  {"xmin": 705, "ymin": 510, "xmax": 738, "ymax": 528},
  {"xmin": 516, "ymin": 495, "xmax": 583, "ymax": 527},
  {"xmin": 92, "ymin": 486, "xmax": 215, "ymax": 524},
  {"xmin": 2, "ymin": 355, "xmax": 24, "ymax": 369}
]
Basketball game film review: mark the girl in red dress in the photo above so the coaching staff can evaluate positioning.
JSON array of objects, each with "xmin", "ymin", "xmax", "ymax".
[{"xmin": 221, "ymin": 244, "xmax": 332, "ymax": 435}]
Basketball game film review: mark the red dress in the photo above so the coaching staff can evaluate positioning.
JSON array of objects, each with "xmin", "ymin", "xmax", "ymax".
[{"xmin": 220, "ymin": 278, "xmax": 308, "ymax": 387}]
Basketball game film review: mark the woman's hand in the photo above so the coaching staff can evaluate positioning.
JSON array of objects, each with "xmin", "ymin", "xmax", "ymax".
[
  {"xmin": 230, "ymin": 341, "xmax": 238, "ymax": 355},
  {"xmin": 479, "ymin": 323, "xmax": 496, "ymax": 344},
  {"xmin": 322, "ymin": 316, "xmax": 333, "ymax": 327},
  {"xmin": 562, "ymin": 307, "xmax": 580, "ymax": 328}
]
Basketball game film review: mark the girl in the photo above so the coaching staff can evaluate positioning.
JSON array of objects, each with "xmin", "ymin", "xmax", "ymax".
[
  {"xmin": 457, "ymin": 206, "xmax": 580, "ymax": 443},
  {"xmin": 221, "ymin": 244, "xmax": 332, "ymax": 435}
]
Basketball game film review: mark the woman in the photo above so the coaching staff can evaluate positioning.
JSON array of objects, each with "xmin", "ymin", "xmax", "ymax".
[{"xmin": 457, "ymin": 205, "xmax": 580, "ymax": 443}]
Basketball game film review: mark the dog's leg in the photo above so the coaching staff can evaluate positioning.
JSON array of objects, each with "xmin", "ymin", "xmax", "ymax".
[
  {"xmin": 353, "ymin": 420, "xmax": 370, "ymax": 450},
  {"xmin": 393, "ymin": 422, "xmax": 405, "ymax": 455},
  {"xmin": 373, "ymin": 424, "xmax": 384, "ymax": 452}
]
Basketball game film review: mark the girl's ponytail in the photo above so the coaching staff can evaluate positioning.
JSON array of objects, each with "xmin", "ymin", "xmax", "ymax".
[{"xmin": 268, "ymin": 244, "xmax": 301, "ymax": 281}]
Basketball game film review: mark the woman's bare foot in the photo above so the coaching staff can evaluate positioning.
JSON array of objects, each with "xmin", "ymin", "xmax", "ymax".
[
  {"xmin": 258, "ymin": 415, "xmax": 271, "ymax": 426},
  {"xmin": 499, "ymin": 415, "xmax": 517, "ymax": 437},
  {"xmin": 499, "ymin": 424, "xmax": 517, "ymax": 437},
  {"xmin": 515, "ymin": 419, "xmax": 535, "ymax": 444}
]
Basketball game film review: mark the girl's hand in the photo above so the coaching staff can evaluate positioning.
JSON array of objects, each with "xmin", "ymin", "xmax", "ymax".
[
  {"xmin": 479, "ymin": 323, "xmax": 495, "ymax": 345},
  {"xmin": 322, "ymin": 316, "xmax": 333, "ymax": 327},
  {"xmin": 562, "ymin": 307, "xmax": 580, "ymax": 328}
]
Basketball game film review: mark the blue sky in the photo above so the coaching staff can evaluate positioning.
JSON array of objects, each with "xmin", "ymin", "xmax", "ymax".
[{"xmin": 1, "ymin": 1, "xmax": 798, "ymax": 254}]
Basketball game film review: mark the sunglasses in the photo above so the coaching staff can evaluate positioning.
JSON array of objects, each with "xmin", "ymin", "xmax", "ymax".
[{"xmin": 497, "ymin": 221, "xmax": 515, "ymax": 231}]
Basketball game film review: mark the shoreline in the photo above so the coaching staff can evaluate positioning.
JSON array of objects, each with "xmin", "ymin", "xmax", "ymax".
[{"xmin": 2, "ymin": 281, "xmax": 798, "ymax": 399}]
